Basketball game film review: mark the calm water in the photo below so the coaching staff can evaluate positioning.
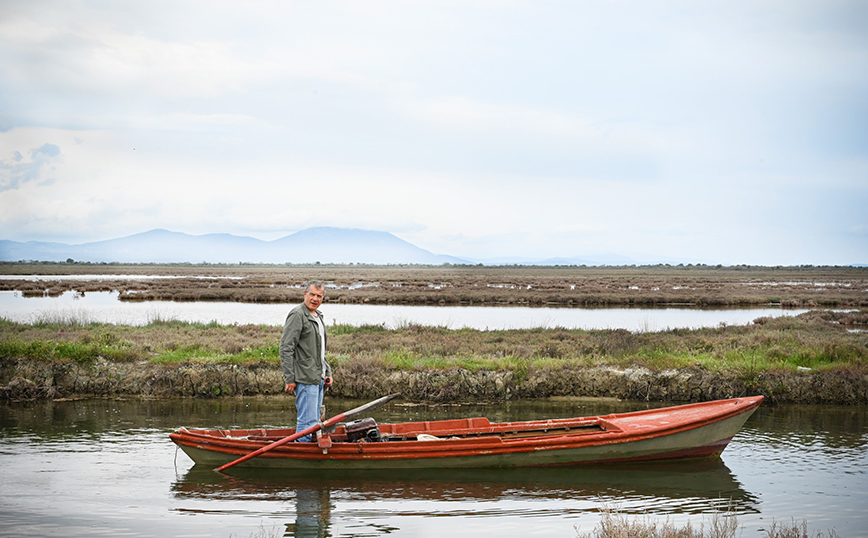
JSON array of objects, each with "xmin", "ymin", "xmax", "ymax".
[
  {"xmin": 0, "ymin": 291, "xmax": 809, "ymax": 332},
  {"xmin": 0, "ymin": 398, "xmax": 865, "ymax": 538}
]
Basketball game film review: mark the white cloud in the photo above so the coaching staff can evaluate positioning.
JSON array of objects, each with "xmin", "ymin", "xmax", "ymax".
[
  {"xmin": 0, "ymin": 11, "xmax": 269, "ymax": 99},
  {"xmin": 0, "ymin": 142, "xmax": 61, "ymax": 192}
]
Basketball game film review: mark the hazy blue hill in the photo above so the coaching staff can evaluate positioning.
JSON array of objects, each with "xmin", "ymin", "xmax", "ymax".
[
  {"xmin": 0, "ymin": 229, "xmax": 740, "ymax": 265},
  {"xmin": 271, "ymin": 227, "xmax": 466, "ymax": 264},
  {"xmin": 70, "ymin": 229, "xmax": 269, "ymax": 263},
  {"xmin": 0, "ymin": 240, "xmax": 74, "ymax": 262},
  {"xmin": 0, "ymin": 228, "xmax": 468, "ymax": 265}
]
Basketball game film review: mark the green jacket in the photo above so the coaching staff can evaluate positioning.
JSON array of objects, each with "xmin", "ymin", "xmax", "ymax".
[{"xmin": 279, "ymin": 303, "xmax": 332, "ymax": 386}]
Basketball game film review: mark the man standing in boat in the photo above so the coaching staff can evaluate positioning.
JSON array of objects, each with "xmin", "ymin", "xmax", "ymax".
[{"xmin": 280, "ymin": 280, "xmax": 333, "ymax": 442}]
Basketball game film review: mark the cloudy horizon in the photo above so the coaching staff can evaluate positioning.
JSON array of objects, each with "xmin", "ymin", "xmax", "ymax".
[{"xmin": 1, "ymin": 1, "xmax": 866, "ymax": 265}]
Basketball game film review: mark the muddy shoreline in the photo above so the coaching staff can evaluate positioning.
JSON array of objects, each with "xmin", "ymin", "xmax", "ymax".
[{"xmin": 3, "ymin": 358, "xmax": 866, "ymax": 404}]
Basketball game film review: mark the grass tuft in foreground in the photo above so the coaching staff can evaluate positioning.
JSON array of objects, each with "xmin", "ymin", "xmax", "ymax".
[{"xmin": 575, "ymin": 506, "xmax": 839, "ymax": 538}]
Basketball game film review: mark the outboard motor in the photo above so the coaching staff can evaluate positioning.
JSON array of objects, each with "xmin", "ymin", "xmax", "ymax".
[{"xmin": 344, "ymin": 418, "xmax": 382, "ymax": 442}]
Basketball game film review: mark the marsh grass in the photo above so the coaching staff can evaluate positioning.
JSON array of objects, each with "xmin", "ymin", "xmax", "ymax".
[
  {"xmin": 1, "ymin": 311, "xmax": 865, "ymax": 375},
  {"xmin": 29, "ymin": 309, "xmax": 99, "ymax": 327},
  {"xmin": 575, "ymin": 505, "xmax": 839, "ymax": 538},
  {"xmin": 762, "ymin": 520, "xmax": 840, "ymax": 538},
  {"xmin": 328, "ymin": 323, "xmax": 389, "ymax": 336},
  {"xmin": 576, "ymin": 507, "xmax": 738, "ymax": 538},
  {"xmin": 3, "ymin": 263, "xmax": 867, "ymax": 308},
  {"xmin": 229, "ymin": 523, "xmax": 282, "ymax": 538},
  {"xmin": 0, "ymin": 330, "xmax": 139, "ymax": 364}
]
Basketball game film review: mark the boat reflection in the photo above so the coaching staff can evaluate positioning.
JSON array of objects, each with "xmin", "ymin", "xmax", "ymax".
[
  {"xmin": 172, "ymin": 459, "xmax": 758, "ymax": 536},
  {"xmin": 286, "ymin": 488, "xmax": 331, "ymax": 538}
]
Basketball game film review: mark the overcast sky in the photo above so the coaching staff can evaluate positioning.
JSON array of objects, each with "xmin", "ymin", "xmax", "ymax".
[{"xmin": 1, "ymin": 1, "xmax": 866, "ymax": 265}]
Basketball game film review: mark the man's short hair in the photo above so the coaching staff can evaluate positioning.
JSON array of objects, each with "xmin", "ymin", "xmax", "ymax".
[{"xmin": 304, "ymin": 280, "xmax": 325, "ymax": 293}]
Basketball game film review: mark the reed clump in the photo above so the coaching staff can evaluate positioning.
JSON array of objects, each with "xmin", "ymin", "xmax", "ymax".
[{"xmin": 575, "ymin": 507, "xmax": 840, "ymax": 538}]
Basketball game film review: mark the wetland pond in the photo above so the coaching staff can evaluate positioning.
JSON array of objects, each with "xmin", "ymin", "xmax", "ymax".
[
  {"xmin": 0, "ymin": 290, "xmax": 809, "ymax": 332},
  {"xmin": 1, "ymin": 398, "xmax": 866, "ymax": 538},
  {"xmin": 2, "ymin": 282, "xmax": 864, "ymax": 537}
]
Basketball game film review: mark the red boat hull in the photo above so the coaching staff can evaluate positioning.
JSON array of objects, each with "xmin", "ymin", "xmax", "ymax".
[{"xmin": 170, "ymin": 396, "xmax": 763, "ymax": 469}]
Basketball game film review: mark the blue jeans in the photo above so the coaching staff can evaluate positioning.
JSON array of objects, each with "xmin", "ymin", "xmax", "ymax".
[{"xmin": 295, "ymin": 381, "xmax": 324, "ymax": 442}]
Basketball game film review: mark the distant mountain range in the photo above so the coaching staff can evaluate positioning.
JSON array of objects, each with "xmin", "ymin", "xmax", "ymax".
[
  {"xmin": 1, "ymin": 227, "xmax": 716, "ymax": 266},
  {"xmin": 0, "ymin": 228, "xmax": 472, "ymax": 265},
  {"xmin": 1, "ymin": 229, "xmax": 861, "ymax": 266}
]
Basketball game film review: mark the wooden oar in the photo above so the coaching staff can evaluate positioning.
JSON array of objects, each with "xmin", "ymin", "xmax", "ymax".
[{"xmin": 214, "ymin": 393, "xmax": 401, "ymax": 472}]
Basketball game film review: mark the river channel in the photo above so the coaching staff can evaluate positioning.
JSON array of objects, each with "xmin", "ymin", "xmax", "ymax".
[
  {"xmin": 0, "ymin": 291, "xmax": 809, "ymax": 332},
  {"xmin": 0, "ymin": 398, "xmax": 865, "ymax": 538}
]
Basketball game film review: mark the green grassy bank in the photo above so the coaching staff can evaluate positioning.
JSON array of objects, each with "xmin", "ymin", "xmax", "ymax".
[{"xmin": 2, "ymin": 310, "xmax": 867, "ymax": 402}]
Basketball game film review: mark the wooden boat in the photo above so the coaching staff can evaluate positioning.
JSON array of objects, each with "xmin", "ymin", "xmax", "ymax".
[{"xmin": 169, "ymin": 395, "xmax": 763, "ymax": 470}]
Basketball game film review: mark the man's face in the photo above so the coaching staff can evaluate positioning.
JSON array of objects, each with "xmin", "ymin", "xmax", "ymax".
[{"xmin": 303, "ymin": 286, "xmax": 325, "ymax": 312}]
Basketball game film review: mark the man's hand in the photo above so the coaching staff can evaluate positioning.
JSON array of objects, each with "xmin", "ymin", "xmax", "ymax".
[
  {"xmin": 285, "ymin": 383, "xmax": 296, "ymax": 393},
  {"xmin": 324, "ymin": 376, "xmax": 333, "ymax": 387}
]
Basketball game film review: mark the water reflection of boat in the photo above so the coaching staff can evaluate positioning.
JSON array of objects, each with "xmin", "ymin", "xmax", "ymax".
[
  {"xmin": 170, "ymin": 396, "xmax": 763, "ymax": 469},
  {"xmin": 172, "ymin": 458, "xmax": 758, "ymax": 514}
]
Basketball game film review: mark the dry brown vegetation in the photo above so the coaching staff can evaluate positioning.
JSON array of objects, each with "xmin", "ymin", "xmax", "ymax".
[
  {"xmin": 575, "ymin": 506, "xmax": 840, "ymax": 538},
  {"xmin": 2, "ymin": 263, "xmax": 867, "ymax": 308}
]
